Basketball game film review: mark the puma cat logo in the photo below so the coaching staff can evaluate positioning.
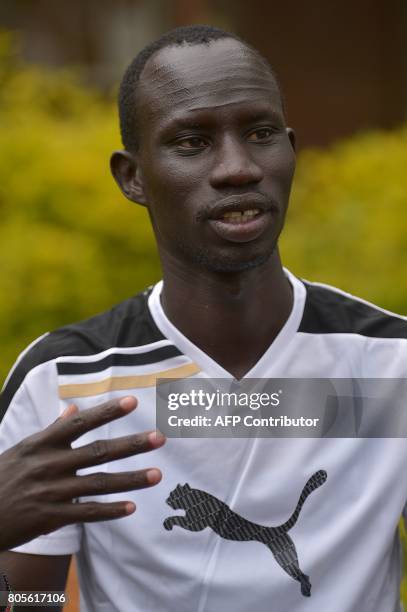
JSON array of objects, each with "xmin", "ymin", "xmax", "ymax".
[{"xmin": 163, "ymin": 470, "xmax": 327, "ymax": 597}]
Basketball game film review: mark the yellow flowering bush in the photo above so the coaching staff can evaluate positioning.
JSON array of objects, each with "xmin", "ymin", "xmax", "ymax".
[
  {"xmin": 0, "ymin": 32, "xmax": 160, "ymax": 380},
  {"xmin": 283, "ymin": 128, "xmax": 407, "ymax": 313}
]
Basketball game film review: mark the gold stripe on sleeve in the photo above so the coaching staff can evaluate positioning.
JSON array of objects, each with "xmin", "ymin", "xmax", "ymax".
[{"xmin": 58, "ymin": 362, "xmax": 201, "ymax": 399}]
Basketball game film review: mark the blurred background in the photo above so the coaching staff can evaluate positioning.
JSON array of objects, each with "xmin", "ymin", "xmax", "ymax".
[
  {"xmin": 0, "ymin": 0, "xmax": 406, "ymax": 608},
  {"xmin": 2, "ymin": 0, "xmax": 407, "ymax": 146}
]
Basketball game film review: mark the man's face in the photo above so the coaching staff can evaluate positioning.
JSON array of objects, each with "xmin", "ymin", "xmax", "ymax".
[{"xmin": 135, "ymin": 38, "xmax": 296, "ymax": 273}]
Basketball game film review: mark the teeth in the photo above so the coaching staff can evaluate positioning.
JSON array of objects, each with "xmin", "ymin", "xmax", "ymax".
[
  {"xmin": 223, "ymin": 211, "xmax": 243, "ymax": 219},
  {"xmin": 222, "ymin": 208, "xmax": 260, "ymax": 221},
  {"xmin": 242, "ymin": 209, "xmax": 259, "ymax": 217}
]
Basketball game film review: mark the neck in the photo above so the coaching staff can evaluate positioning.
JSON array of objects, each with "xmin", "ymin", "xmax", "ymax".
[{"xmin": 159, "ymin": 250, "xmax": 293, "ymax": 379}]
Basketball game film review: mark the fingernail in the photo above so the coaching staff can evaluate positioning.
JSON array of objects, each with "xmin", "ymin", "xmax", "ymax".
[
  {"xmin": 125, "ymin": 502, "xmax": 136, "ymax": 515},
  {"xmin": 61, "ymin": 406, "xmax": 71, "ymax": 418},
  {"xmin": 149, "ymin": 430, "xmax": 166, "ymax": 446},
  {"xmin": 119, "ymin": 396, "xmax": 136, "ymax": 410},
  {"xmin": 147, "ymin": 469, "xmax": 161, "ymax": 484},
  {"xmin": 61, "ymin": 404, "xmax": 77, "ymax": 418}
]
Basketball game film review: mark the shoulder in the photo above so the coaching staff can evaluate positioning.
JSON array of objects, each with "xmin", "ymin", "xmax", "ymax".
[
  {"xmin": 1, "ymin": 287, "xmax": 164, "ymax": 417},
  {"xmin": 299, "ymin": 279, "xmax": 407, "ymax": 340}
]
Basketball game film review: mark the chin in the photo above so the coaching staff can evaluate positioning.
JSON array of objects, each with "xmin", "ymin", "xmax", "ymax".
[{"xmin": 191, "ymin": 244, "xmax": 276, "ymax": 274}]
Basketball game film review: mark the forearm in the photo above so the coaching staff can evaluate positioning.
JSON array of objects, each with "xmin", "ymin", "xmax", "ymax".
[{"xmin": 0, "ymin": 551, "xmax": 71, "ymax": 611}]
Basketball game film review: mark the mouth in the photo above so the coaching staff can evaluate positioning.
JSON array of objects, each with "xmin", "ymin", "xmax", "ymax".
[
  {"xmin": 207, "ymin": 194, "xmax": 275, "ymax": 243},
  {"xmin": 208, "ymin": 193, "xmax": 270, "ymax": 220},
  {"xmin": 217, "ymin": 208, "xmax": 262, "ymax": 224}
]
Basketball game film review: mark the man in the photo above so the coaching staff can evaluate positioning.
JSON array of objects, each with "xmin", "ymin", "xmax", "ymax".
[{"xmin": 0, "ymin": 24, "xmax": 406, "ymax": 612}]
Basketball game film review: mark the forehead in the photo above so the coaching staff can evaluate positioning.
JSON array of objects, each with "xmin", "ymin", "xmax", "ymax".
[{"xmin": 137, "ymin": 38, "xmax": 283, "ymax": 130}]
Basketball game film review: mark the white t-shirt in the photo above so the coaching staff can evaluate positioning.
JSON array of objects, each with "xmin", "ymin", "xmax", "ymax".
[{"xmin": 1, "ymin": 270, "xmax": 406, "ymax": 612}]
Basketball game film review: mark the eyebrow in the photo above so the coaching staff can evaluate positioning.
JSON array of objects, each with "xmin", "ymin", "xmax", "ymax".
[
  {"xmin": 186, "ymin": 99, "xmax": 281, "ymax": 115},
  {"xmin": 161, "ymin": 117, "xmax": 207, "ymax": 132},
  {"xmin": 160, "ymin": 104, "xmax": 284, "ymax": 134},
  {"xmin": 240, "ymin": 108, "xmax": 284, "ymax": 123}
]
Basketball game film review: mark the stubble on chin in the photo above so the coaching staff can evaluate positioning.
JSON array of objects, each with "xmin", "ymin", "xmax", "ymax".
[{"xmin": 176, "ymin": 239, "xmax": 278, "ymax": 274}]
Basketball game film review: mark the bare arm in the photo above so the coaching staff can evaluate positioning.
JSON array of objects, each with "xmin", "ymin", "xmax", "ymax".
[{"xmin": 0, "ymin": 552, "xmax": 70, "ymax": 612}]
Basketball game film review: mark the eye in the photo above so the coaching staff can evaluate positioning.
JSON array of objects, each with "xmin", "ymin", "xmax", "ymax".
[
  {"xmin": 175, "ymin": 136, "xmax": 208, "ymax": 150},
  {"xmin": 247, "ymin": 127, "xmax": 276, "ymax": 142}
]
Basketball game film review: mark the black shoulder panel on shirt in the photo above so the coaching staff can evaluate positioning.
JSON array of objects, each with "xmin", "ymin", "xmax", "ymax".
[
  {"xmin": 299, "ymin": 282, "xmax": 407, "ymax": 339},
  {"xmin": 0, "ymin": 288, "xmax": 165, "ymax": 421}
]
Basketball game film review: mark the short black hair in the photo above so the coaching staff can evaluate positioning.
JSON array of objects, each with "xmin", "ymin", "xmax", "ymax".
[{"xmin": 118, "ymin": 24, "xmax": 280, "ymax": 151}]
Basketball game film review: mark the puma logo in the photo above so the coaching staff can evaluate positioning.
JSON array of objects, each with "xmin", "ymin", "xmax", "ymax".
[{"xmin": 163, "ymin": 470, "xmax": 327, "ymax": 597}]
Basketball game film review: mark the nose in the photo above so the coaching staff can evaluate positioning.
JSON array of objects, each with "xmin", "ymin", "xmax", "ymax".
[{"xmin": 209, "ymin": 136, "xmax": 263, "ymax": 188}]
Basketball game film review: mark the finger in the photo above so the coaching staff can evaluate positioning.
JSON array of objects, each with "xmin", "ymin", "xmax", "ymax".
[
  {"xmin": 43, "ymin": 396, "xmax": 138, "ymax": 444},
  {"xmin": 52, "ymin": 500, "xmax": 137, "ymax": 526},
  {"xmin": 67, "ymin": 430, "xmax": 166, "ymax": 470},
  {"xmin": 50, "ymin": 468, "xmax": 162, "ymax": 500}
]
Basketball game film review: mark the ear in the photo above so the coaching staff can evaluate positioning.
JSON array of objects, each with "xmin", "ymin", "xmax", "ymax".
[
  {"xmin": 286, "ymin": 127, "xmax": 296, "ymax": 153},
  {"xmin": 110, "ymin": 150, "xmax": 147, "ymax": 206}
]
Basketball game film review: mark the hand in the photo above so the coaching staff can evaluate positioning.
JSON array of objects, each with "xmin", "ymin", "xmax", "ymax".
[{"xmin": 0, "ymin": 396, "xmax": 165, "ymax": 551}]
